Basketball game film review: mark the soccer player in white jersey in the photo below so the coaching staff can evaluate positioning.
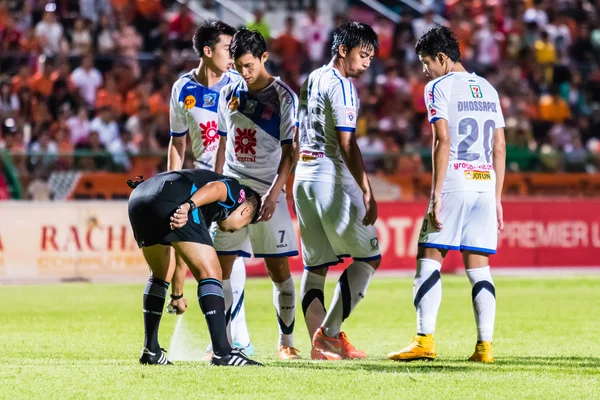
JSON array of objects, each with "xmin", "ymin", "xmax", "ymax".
[
  {"xmin": 388, "ymin": 26, "xmax": 506, "ymax": 363},
  {"xmin": 167, "ymin": 20, "xmax": 254, "ymax": 356},
  {"xmin": 294, "ymin": 22, "xmax": 381, "ymax": 360},
  {"xmin": 214, "ymin": 29, "xmax": 300, "ymax": 360}
]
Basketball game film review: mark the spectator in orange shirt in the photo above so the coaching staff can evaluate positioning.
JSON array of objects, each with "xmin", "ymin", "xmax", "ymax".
[
  {"xmin": 96, "ymin": 76, "xmax": 124, "ymax": 118},
  {"xmin": 539, "ymin": 88, "xmax": 571, "ymax": 124},
  {"xmin": 123, "ymin": 81, "xmax": 152, "ymax": 116},
  {"xmin": 11, "ymin": 66, "xmax": 31, "ymax": 94},
  {"xmin": 272, "ymin": 16, "xmax": 304, "ymax": 75},
  {"xmin": 28, "ymin": 60, "xmax": 55, "ymax": 97}
]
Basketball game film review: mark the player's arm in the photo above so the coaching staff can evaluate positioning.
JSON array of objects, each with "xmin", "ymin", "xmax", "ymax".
[
  {"xmin": 424, "ymin": 79, "xmax": 451, "ymax": 230},
  {"xmin": 258, "ymin": 88, "xmax": 298, "ymax": 222},
  {"xmin": 330, "ymin": 79, "xmax": 377, "ymax": 225},
  {"xmin": 168, "ymin": 84, "xmax": 188, "ymax": 171},
  {"xmin": 430, "ymin": 119, "xmax": 451, "ymax": 202},
  {"xmin": 215, "ymin": 136, "xmax": 226, "ymax": 174},
  {"xmin": 337, "ymin": 130, "xmax": 377, "ymax": 225},
  {"xmin": 493, "ymin": 127, "xmax": 506, "ymax": 231},
  {"xmin": 170, "ymin": 181, "xmax": 231, "ymax": 229},
  {"xmin": 215, "ymin": 86, "xmax": 229, "ymax": 174}
]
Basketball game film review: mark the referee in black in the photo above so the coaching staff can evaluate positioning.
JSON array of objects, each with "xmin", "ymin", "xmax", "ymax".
[{"xmin": 128, "ymin": 169, "xmax": 262, "ymax": 367}]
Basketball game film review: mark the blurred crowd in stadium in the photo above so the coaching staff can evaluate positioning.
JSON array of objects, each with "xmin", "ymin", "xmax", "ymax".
[{"xmin": 1, "ymin": 0, "xmax": 600, "ymax": 187}]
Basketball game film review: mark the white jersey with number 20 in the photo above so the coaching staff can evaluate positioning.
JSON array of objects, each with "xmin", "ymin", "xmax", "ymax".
[{"xmin": 425, "ymin": 71, "xmax": 505, "ymax": 193}]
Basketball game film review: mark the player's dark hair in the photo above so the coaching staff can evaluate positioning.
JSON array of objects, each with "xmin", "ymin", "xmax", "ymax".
[
  {"xmin": 192, "ymin": 19, "xmax": 236, "ymax": 58},
  {"xmin": 415, "ymin": 25, "xmax": 462, "ymax": 62},
  {"xmin": 230, "ymin": 28, "xmax": 267, "ymax": 60},
  {"xmin": 243, "ymin": 186, "xmax": 262, "ymax": 224},
  {"xmin": 330, "ymin": 21, "xmax": 379, "ymax": 57}
]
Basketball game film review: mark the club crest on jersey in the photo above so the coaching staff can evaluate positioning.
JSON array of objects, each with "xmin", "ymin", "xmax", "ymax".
[
  {"xmin": 238, "ymin": 189, "xmax": 246, "ymax": 203},
  {"xmin": 464, "ymin": 170, "xmax": 491, "ymax": 180},
  {"xmin": 345, "ymin": 108, "xmax": 356, "ymax": 125},
  {"xmin": 183, "ymin": 95, "xmax": 196, "ymax": 109},
  {"xmin": 203, "ymin": 93, "xmax": 216, "ymax": 107},
  {"xmin": 244, "ymin": 100, "xmax": 258, "ymax": 114},
  {"xmin": 370, "ymin": 238, "xmax": 379, "ymax": 250},
  {"xmin": 470, "ymin": 85, "xmax": 483, "ymax": 98},
  {"xmin": 430, "ymin": 108, "xmax": 437, "ymax": 116}
]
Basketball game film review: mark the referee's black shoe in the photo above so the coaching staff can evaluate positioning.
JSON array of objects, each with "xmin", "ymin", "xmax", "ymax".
[
  {"xmin": 139, "ymin": 347, "xmax": 172, "ymax": 365},
  {"xmin": 211, "ymin": 349, "xmax": 263, "ymax": 367}
]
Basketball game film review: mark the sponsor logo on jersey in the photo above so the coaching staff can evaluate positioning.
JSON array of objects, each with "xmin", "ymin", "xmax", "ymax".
[
  {"xmin": 199, "ymin": 120, "xmax": 218, "ymax": 148},
  {"xmin": 228, "ymin": 96, "xmax": 239, "ymax": 111},
  {"xmin": 234, "ymin": 128, "xmax": 257, "ymax": 162},
  {"xmin": 453, "ymin": 163, "xmax": 493, "ymax": 171},
  {"xmin": 464, "ymin": 170, "xmax": 492, "ymax": 180},
  {"xmin": 345, "ymin": 108, "xmax": 356, "ymax": 125},
  {"xmin": 430, "ymin": 108, "xmax": 437, "ymax": 116},
  {"xmin": 470, "ymin": 85, "xmax": 483, "ymax": 98},
  {"xmin": 203, "ymin": 93, "xmax": 216, "ymax": 107},
  {"xmin": 238, "ymin": 189, "xmax": 246, "ymax": 203},
  {"xmin": 183, "ymin": 95, "xmax": 196, "ymax": 109},
  {"xmin": 370, "ymin": 238, "xmax": 379, "ymax": 250},
  {"xmin": 428, "ymin": 91, "xmax": 434, "ymax": 102},
  {"xmin": 243, "ymin": 100, "xmax": 257, "ymax": 114},
  {"xmin": 299, "ymin": 150, "xmax": 324, "ymax": 162}
]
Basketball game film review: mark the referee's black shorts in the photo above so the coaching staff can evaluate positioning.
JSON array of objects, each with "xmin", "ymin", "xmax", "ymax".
[{"xmin": 127, "ymin": 172, "xmax": 212, "ymax": 248}]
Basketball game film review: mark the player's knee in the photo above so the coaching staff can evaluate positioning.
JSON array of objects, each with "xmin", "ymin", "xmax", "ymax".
[
  {"xmin": 367, "ymin": 258, "xmax": 381, "ymax": 270},
  {"xmin": 265, "ymin": 257, "xmax": 291, "ymax": 282}
]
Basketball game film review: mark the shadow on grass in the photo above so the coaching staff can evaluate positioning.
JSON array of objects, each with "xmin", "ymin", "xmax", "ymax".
[{"xmin": 262, "ymin": 355, "xmax": 600, "ymax": 374}]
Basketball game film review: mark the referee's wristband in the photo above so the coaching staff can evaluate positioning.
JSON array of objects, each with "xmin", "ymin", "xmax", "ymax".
[
  {"xmin": 170, "ymin": 293, "xmax": 183, "ymax": 300},
  {"xmin": 185, "ymin": 199, "xmax": 197, "ymax": 212}
]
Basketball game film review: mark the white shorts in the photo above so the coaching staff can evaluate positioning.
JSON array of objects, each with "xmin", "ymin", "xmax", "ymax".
[
  {"xmin": 212, "ymin": 191, "xmax": 298, "ymax": 258},
  {"xmin": 293, "ymin": 180, "xmax": 381, "ymax": 269},
  {"xmin": 418, "ymin": 191, "xmax": 498, "ymax": 254}
]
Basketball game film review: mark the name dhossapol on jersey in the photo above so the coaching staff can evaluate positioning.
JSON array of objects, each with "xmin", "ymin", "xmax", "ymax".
[{"xmin": 457, "ymin": 100, "xmax": 498, "ymax": 113}]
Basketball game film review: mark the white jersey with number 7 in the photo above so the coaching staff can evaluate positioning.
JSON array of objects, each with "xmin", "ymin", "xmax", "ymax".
[{"xmin": 425, "ymin": 71, "xmax": 505, "ymax": 193}]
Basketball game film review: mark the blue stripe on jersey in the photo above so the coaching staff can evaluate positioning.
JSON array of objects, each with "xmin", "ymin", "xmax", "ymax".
[
  {"xmin": 218, "ymin": 130, "xmax": 227, "ymax": 137},
  {"xmin": 430, "ymin": 73, "xmax": 453, "ymax": 104},
  {"xmin": 170, "ymin": 129, "xmax": 188, "ymax": 137},
  {"xmin": 336, "ymin": 126, "xmax": 355, "ymax": 132},
  {"xmin": 178, "ymin": 81, "xmax": 220, "ymax": 113},
  {"xmin": 460, "ymin": 245, "xmax": 497, "ymax": 254},
  {"xmin": 235, "ymin": 90, "xmax": 281, "ymax": 140},
  {"xmin": 349, "ymin": 81, "xmax": 355, "ymax": 106},
  {"xmin": 190, "ymin": 184, "xmax": 200, "ymax": 224},
  {"xmin": 281, "ymin": 139, "xmax": 293, "ymax": 145},
  {"xmin": 418, "ymin": 242, "xmax": 461, "ymax": 251},
  {"xmin": 332, "ymin": 70, "xmax": 346, "ymax": 105},
  {"xmin": 430, "ymin": 117, "xmax": 441, "ymax": 123},
  {"xmin": 226, "ymin": 81, "xmax": 243, "ymax": 102},
  {"xmin": 274, "ymin": 80, "xmax": 296, "ymax": 117},
  {"xmin": 217, "ymin": 180, "xmax": 235, "ymax": 209}
]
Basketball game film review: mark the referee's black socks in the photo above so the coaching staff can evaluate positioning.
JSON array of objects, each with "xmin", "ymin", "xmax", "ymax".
[
  {"xmin": 198, "ymin": 279, "xmax": 232, "ymax": 356},
  {"xmin": 143, "ymin": 276, "xmax": 169, "ymax": 352}
]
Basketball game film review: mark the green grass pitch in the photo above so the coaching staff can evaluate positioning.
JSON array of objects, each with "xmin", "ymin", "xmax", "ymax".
[{"xmin": 1, "ymin": 276, "xmax": 599, "ymax": 399}]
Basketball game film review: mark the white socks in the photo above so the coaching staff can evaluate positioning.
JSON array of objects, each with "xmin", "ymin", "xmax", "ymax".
[
  {"xmin": 300, "ymin": 270, "xmax": 327, "ymax": 340},
  {"xmin": 222, "ymin": 279, "xmax": 233, "ymax": 346},
  {"xmin": 414, "ymin": 258, "xmax": 442, "ymax": 335},
  {"xmin": 230, "ymin": 257, "xmax": 250, "ymax": 347},
  {"xmin": 322, "ymin": 261, "xmax": 375, "ymax": 338},
  {"xmin": 273, "ymin": 276, "xmax": 296, "ymax": 347},
  {"xmin": 466, "ymin": 266, "xmax": 496, "ymax": 342}
]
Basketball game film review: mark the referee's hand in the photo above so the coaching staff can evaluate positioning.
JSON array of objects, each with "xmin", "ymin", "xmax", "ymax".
[{"xmin": 170, "ymin": 204, "xmax": 189, "ymax": 230}]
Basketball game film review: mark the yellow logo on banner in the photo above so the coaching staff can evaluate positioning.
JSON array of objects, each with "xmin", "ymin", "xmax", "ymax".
[
  {"xmin": 183, "ymin": 95, "xmax": 196, "ymax": 109},
  {"xmin": 464, "ymin": 170, "xmax": 491, "ymax": 180}
]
